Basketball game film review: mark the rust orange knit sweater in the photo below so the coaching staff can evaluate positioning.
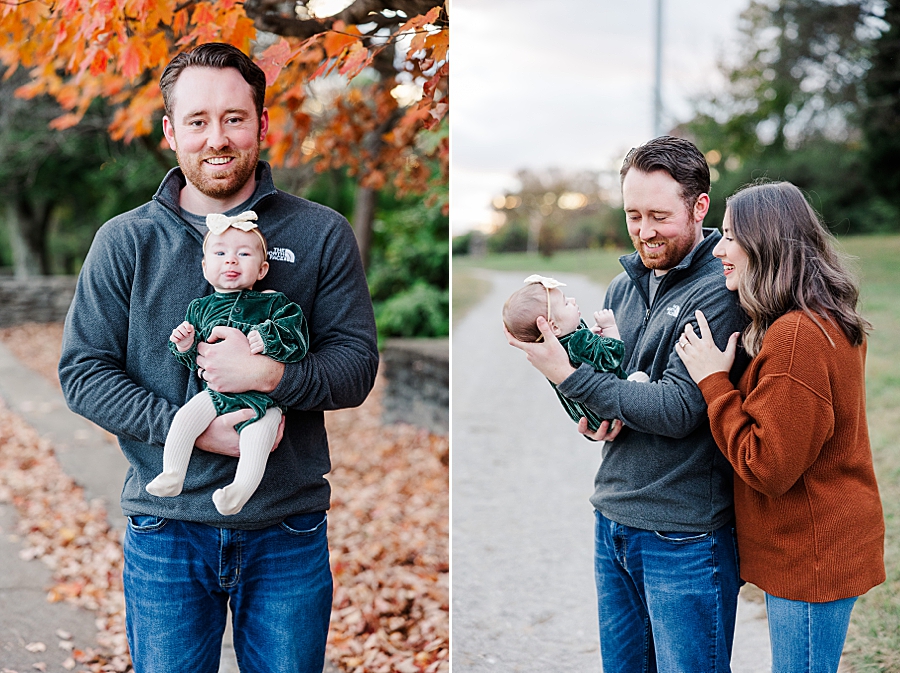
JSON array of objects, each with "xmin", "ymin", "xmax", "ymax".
[{"xmin": 698, "ymin": 311, "xmax": 885, "ymax": 602}]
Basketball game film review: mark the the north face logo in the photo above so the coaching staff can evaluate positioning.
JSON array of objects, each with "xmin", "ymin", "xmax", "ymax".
[
  {"xmin": 268, "ymin": 248, "xmax": 296, "ymax": 263},
  {"xmin": 666, "ymin": 304, "xmax": 681, "ymax": 317}
]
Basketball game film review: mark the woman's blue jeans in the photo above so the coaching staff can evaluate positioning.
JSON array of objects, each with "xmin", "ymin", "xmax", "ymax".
[
  {"xmin": 765, "ymin": 593, "xmax": 857, "ymax": 673},
  {"xmin": 594, "ymin": 510, "xmax": 741, "ymax": 673},
  {"xmin": 123, "ymin": 511, "xmax": 333, "ymax": 673}
]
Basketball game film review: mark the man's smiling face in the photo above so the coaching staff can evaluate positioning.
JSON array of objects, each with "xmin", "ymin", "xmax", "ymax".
[
  {"xmin": 162, "ymin": 66, "xmax": 268, "ymax": 209},
  {"xmin": 622, "ymin": 168, "xmax": 707, "ymax": 274}
]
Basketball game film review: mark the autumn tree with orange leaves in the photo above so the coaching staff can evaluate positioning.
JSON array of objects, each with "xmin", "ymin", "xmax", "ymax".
[{"xmin": 0, "ymin": 0, "xmax": 448, "ymax": 268}]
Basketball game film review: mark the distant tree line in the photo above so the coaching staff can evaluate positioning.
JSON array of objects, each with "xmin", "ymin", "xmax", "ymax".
[{"xmin": 680, "ymin": 0, "xmax": 900, "ymax": 235}]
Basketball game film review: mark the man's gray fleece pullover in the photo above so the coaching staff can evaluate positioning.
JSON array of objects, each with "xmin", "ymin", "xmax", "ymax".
[
  {"xmin": 58, "ymin": 163, "xmax": 379, "ymax": 530},
  {"xmin": 557, "ymin": 229, "xmax": 747, "ymax": 532}
]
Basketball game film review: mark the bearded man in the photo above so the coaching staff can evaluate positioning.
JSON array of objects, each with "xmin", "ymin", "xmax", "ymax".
[
  {"xmin": 506, "ymin": 136, "xmax": 748, "ymax": 672},
  {"xmin": 59, "ymin": 43, "xmax": 378, "ymax": 673}
]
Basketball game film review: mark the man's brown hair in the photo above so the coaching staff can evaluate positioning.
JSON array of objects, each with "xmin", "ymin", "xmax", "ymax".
[
  {"xmin": 160, "ymin": 42, "xmax": 267, "ymax": 122},
  {"xmin": 620, "ymin": 135, "xmax": 711, "ymax": 215}
]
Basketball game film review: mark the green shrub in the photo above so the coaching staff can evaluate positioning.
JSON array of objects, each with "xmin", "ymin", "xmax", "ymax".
[{"xmin": 374, "ymin": 281, "xmax": 449, "ymax": 338}]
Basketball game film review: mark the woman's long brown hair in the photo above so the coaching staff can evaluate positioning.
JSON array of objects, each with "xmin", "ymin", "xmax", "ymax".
[{"xmin": 726, "ymin": 181, "xmax": 870, "ymax": 357}]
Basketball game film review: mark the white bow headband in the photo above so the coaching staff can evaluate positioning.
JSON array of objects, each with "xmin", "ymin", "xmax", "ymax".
[
  {"xmin": 522, "ymin": 274, "xmax": 566, "ymax": 290},
  {"xmin": 522, "ymin": 275, "xmax": 566, "ymax": 342},
  {"xmin": 203, "ymin": 210, "xmax": 267, "ymax": 253}
]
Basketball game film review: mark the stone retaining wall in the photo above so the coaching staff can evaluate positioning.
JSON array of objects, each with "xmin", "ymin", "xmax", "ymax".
[
  {"xmin": 381, "ymin": 338, "xmax": 449, "ymax": 436},
  {"xmin": 0, "ymin": 277, "xmax": 77, "ymax": 327}
]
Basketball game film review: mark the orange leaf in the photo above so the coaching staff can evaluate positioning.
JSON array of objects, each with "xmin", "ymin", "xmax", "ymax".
[
  {"xmin": 424, "ymin": 102, "xmax": 448, "ymax": 130},
  {"xmin": 311, "ymin": 59, "xmax": 334, "ymax": 80},
  {"xmin": 397, "ymin": 7, "xmax": 442, "ymax": 34},
  {"xmin": 2, "ymin": 59, "xmax": 19, "ymax": 80},
  {"xmin": 323, "ymin": 31, "xmax": 358, "ymax": 59},
  {"xmin": 49, "ymin": 112, "xmax": 82, "ymax": 130},
  {"xmin": 147, "ymin": 0, "xmax": 176, "ymax": 29},
  {"xmin": 14, "ymin": 81, "xmax": 45, "ymax": 100},
  {"xmin": 408, "ymin": 31, "xmax": 427, "ymax": 55},
  {"xmin": 257, "ymin": 38, "xmax": 294, "ymax": 86},
  {"xmin": 51, "ymin": 23, "xmax": 68, "ymax": 55},
  {"xmin": 222, "ymin": 13, "xmax": 257, "ymax": 51},
  {"xmin": 59, "ymin": 0, "xmax": 81, "ymax": 14},
  {"xmin": 119, "ymin": 38, "xmax": 146, "ymax": 79},
  {"xmin": 172, "ymin": 8, "xmax": 188, "ymax": 35},
  {"xmin": 57, "ymin": 84, "xmax": 81, "ymax": 110},
  {"xmin": 190, "ymin": 1, "xmax": 216, "ymax": 26},
  {"xmin": 425, "ymin": 30, "xmax": 448, "ymax": 63},
  {"xmin": 146, "ymin": 32, "xmax": 169, "ymax": 68},
  {"xmin": 338, "ymin": 42, "xmax": 372, "ymax": 79},
  {"xmin": 89, "ymin": 49, "xmax": 109, "ymax": 76}
]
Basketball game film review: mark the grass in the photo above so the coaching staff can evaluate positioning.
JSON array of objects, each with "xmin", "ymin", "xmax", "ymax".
[
  {"xmin": 450, "ymin": 268, "xmax": 491, "ymax": 328},
  {"xmin": 454, "ymin": 236, "xmax": 900, "ymax": 670},
  {"xmin": 453, "ymin": 248, "xmax": 626, "ymax": 285},
  {"xmin": 837, "ymin": 235, "xmax": 900, "ymax": 672}
]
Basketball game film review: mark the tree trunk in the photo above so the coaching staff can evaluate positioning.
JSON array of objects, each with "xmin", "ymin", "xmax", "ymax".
[
  {"xmin": 5, "ymin": 200, "xmax": 47, "ymax": 278},
  {"xmin": 353, "ymin": 184, "xmax": 376, "ymax": 272}
]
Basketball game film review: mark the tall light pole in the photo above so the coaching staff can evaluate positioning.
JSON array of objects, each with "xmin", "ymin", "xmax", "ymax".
[{"xmin": 653, "ymin": 0, "xmax": 664, "ymax": 137}]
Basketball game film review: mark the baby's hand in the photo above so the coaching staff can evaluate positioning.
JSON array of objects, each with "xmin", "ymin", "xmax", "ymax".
[
  {"xmin": 247, "ymin": 329, "xmax": 264, "ymax": 355},
  {"xmin": 592, "ymin": 309, "xmax": 620, "ymax": 340},
  {"xmin": 170, "ymin": 321, "xmax": 196, "ymax": 353}
]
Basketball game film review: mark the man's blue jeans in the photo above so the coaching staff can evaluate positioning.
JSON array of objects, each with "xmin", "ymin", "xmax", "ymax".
[
  {"xmin": 123, "ymin": 512, "xmax": 333, "ymax": 673},
  {"xmin": 765, "ymin": 593, "xmax": 857, "ymax": 673},
  {"xmin": 594, "ymin": 510, "xmax": 740, "ymax": 673}
]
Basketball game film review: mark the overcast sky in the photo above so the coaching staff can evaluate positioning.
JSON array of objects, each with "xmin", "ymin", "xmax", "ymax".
[{"xmin": 451, "ymin": 0, "xmax": 751, "ymax": 234}]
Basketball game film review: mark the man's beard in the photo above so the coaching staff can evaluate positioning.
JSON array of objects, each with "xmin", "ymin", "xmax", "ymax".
[
  {"xmin": 630, "ymin": 227, "xmax": 698, "ymax": 272},
  {"xmin": 177, "ymin": 143, "xmax": 260, "ymax": 200}
]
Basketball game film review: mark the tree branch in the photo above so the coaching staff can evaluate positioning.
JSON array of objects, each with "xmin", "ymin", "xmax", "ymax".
[{"xmin": 242, "ymin": 0, "xmax": 444, "ymax": 39}]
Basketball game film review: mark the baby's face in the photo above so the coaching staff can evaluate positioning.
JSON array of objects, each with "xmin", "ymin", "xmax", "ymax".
[
  {"xmin": 549, "ymin": 288, "xmax": 581, "ymax": 335},
  {"xmin": 202, "ymin": 228, "xmax": 268, "ymax": 292}
]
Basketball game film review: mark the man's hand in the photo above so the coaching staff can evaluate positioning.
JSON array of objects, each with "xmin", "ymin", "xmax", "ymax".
[
  {"xmin": 503, "ymin": 316, "xmax": 576, "ymax": 385},
  {"xmin": 676, "ymin": 310, "xmax": 740, "ymax": 383},
  {"xmin": 578, "ymin": 417, "xmax": 623, "ymax": 442},
  {"xmin": 196, "ymin": 326, "xmax": 285, "ymax": 394},
  {"xmin": 195, "ymin": 410, "xmax": 286, "ymax": 457},
  {"xmin": 170, "ymin": 321, "xmax": 196, "ymax": 353}
]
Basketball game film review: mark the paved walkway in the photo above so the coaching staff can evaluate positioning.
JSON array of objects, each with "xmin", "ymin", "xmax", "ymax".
[
  {"xmin": 451, "ymin": 269, "xmax": 773, "ymax": 672},
  {"xmin": 0, "ymin": 340, "xmax": 338, "ymax": 672}
]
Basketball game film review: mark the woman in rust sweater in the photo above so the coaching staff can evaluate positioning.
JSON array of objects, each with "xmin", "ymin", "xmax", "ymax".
[{"xmin": 675, "ymin": 181, "xmax": 884, "ymax": 673}]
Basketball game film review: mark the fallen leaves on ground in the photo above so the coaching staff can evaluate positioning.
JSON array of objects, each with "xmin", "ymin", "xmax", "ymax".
[
  {"xmin": 326, "ymin": 379, "xmax": 449, "ymax": 672},
  {"xmin": 0, "ymin": 323, "xmax": 448, "ymax": 672},
  {"xmin": 0, "ymin": 402, "xmax": 130, "ymax": 672},
  {"xmin": 0, "ymin": 324, "xmax": 64, "ymax": 387}
]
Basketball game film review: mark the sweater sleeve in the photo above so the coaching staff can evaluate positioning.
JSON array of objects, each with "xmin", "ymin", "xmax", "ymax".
[
  {"xmin": 698, "ymin": 320, "xmax": 836, "ymax": 498},
  {"xmin": 268, "ymin": 215, "xmax": 378, "ymax": 412},
  {"xmin": 250, "ymin": 296, "xmax": 309, "ymax": 364},
  {"xmin": 58, "ymin": 223, "xmax": 180, "ymax": 447},
  {"xmin": 558, "ymin": 278, "xmax": 746, "ymax": 439}
]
